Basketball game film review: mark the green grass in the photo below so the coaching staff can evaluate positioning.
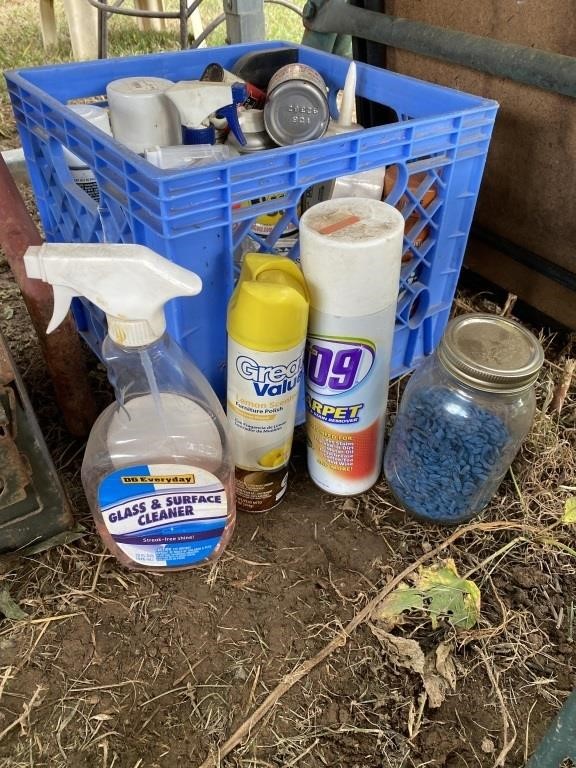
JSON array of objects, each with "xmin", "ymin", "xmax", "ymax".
[
  {"xmin": 0, "ymin": 0, "xmax": 305, "ymax": 140},
  {"xmin": 0, "ymin": 0, "xmax": 305, "ymax": 70}
]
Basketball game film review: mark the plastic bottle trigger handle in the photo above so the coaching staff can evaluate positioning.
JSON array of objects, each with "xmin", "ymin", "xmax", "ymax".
[{"xmin": 24, "ymin": 243, "xmax": 202, "ymax": 347}]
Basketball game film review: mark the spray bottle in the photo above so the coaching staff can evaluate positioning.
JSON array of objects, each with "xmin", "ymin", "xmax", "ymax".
[
  {"xmin": 227, "ymin": 254, "xmax": 309, "ymax": 512},
  {"xmin": 299, "ymin": 198, "xmax": 404, "ymax": 495},
  {"xmin": 24, "ymin": 243, "xmax": 235, "ymax": 571},
  {"xmin": 301, "ymin": 62, "xmax": 384, "ymax": 211},
  {"xmin": 165, "ymin": 81, "xmax": 248, "ymax": 146}
]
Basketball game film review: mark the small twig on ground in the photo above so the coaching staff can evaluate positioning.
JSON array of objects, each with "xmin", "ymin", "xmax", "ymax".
[
  {"xmin": 478, "ymin": 646, "xmax": 516, "ymax": 767},
  {"xmin": 196, "ymin": 520, "xmax": 541, "ymax": 768},
  {"xmin": 550, "ymin": 358, "xmax": 576, "ymax": 415},
  {"xmin": 285, "ymin": 738, "xmax": 320, "ymax": 766},
  {"xmin": 0, "ymin": 684, "xmax": 44, "ymax": 743},
  {"xmin": 463, "ymin": 537, "xmax": 526, "ymax": 579},
  {"xmin": 0, "ymin": 666, "xmax": 12, "ymax": 703},
  {"xmin": 524, "ymin": 700, "xmax": 538, "ymax": 764},
  {"xmin": 500, "ymin": 293, "xmax": 517, "ymax": 318},
  {"xmin": 509, "ymin": 467, "xmax": 528, "ymax": 516},
  {"xmin": 0, "ymin": 612, "xmax": 82, "ymax": 637}
]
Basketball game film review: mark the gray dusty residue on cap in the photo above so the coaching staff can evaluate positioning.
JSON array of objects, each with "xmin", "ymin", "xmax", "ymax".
[
  {"xmin": 454, "ymin": 321, "xmax": 539, "ymax": 372},
  {"xmin": 307, "ymin": 203, "xmax": 402, "ymax": 241}
]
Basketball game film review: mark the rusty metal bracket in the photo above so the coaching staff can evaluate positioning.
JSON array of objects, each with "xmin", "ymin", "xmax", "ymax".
[{"xmin": 0, "ymin": 332, "xmax": 73, "ymax": 552}]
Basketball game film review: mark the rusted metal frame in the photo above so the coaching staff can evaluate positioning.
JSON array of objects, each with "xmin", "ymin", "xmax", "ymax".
[{"xmin": 0, "ymin": 153, "xmax": 97, "ymax": 437}]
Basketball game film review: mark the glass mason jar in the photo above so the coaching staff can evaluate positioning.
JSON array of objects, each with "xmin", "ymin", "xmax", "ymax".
[{"xmin": 384, "ymin": 314, "xmax": 544, "ymax": 524}]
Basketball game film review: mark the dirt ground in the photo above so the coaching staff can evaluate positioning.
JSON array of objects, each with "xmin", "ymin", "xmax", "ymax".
[{"xmin": 1, "ymin": 17, "xmax": 576, "ymax": 767}]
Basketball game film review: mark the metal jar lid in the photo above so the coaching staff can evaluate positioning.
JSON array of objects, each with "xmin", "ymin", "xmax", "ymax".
[
  {"xmin": 437, "ymin": 313, "xmax": 544, "ymax": 393},
  {"xmin": 264, "ymin": 82, "xmax": 329, "ymax": 146}
]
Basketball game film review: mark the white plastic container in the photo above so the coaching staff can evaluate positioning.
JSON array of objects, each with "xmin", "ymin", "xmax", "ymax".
[
  {"xmin": 299, "ymin": 197, "xmax": 404, "ymax": 495},
  {"xmin": 301, "ymin": 62, "xmax": 385, "ymax": 212},
  {"xmin": 63, "ymin": 104, "xmax": 111, "ymax": 201},
  {"xmin": 145, "ymin": 143, "xmax": 237, "ymax": 169},
  {"xmin": 106, "ymin": 77, "xmax": 182, "ymax": 154}
]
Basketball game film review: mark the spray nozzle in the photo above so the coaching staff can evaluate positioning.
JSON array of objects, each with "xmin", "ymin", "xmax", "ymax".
[
  {"xmin": 338, "ymin": 61, "xmax": 357, "ymax": 129},
  {"xmin": 325, "ymin": 61, "xmax": 363, "ymax": 138},
  {"xmin": 24, "ymin": 244, "xmax": 202, "ymax": 347},
  {"xmin": 165, "ymin": 81, "xmax": 248, "ymax": 146}
]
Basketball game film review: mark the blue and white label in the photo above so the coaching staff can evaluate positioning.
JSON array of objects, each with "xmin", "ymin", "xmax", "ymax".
[
  {"xmin": 305, "ymin": 336, "xmax": 375, "ymax": 397},
  {"xmin": 99, "ymin": 464, "xmax": 228, "ymax": 568}
]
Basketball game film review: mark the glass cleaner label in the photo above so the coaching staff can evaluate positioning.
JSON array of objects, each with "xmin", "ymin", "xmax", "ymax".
[{"xmin": 98, "ymin": 464, "xmax": 227, "ymax": 568}]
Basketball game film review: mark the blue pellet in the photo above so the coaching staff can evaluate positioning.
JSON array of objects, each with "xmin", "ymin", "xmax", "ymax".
[{"xmin": 386, "ymin": 385, "xmax": 510, "ymax": 523}]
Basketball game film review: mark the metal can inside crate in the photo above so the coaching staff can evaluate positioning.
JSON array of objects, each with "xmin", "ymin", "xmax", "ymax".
[{"xmin": 264, "ymin": 63, "xmax": 330, "ymax": 145}]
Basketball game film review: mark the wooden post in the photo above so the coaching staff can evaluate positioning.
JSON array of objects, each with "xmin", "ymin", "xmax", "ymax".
[
  {"xmin": 135, "ymin": 0, "xmax": 166, "ymax": 33},
  {"xmin": 62, "ymin": 0, "xmax": 98, "ymax": 60},
  {"xmin": 38, "ymin": 0, "xmax": 58, "ymax": 49}
]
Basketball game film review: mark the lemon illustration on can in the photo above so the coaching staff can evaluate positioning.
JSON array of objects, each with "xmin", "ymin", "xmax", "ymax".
[{"xmin": 258, "ymin": 445, "xmax": 289, "ymax": 468}]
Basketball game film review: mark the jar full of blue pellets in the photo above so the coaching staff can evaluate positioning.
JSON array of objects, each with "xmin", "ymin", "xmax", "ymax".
[{"xmin": 384, "ymin": 314, "xmax": 544, "ymax": 524}]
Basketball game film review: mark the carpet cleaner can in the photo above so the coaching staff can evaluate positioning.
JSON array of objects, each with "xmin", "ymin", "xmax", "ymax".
[
  {"xmin": 299, "ymin": 198, "xmax": 404, "ymax": 495},
  {"xmin": 227, "ymin": 254, "xmax": 309, "ymax": 512}
]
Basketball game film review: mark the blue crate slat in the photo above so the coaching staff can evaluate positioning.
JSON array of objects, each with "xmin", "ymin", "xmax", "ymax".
[{"xmin": 5, "ymin": 42, "xmax": 498, "ymax": 402}]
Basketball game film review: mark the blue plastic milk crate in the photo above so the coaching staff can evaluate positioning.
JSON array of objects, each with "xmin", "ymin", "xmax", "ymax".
[{"xmin": 6, "ymin": 42, "xmax": 498, "ymax": 399}]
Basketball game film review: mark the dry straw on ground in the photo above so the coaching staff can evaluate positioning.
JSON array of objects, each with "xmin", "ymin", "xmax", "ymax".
[{"xmin": 0, "ymin": 284, "xmax": 573, "ymax": 767}]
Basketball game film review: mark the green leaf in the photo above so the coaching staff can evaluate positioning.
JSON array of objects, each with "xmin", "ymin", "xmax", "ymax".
[
  {"xmin": 563, "ymin": 497, "xmax": 576, "ymax": 524},
  {"xmin": 373, "ymin": 559, "xmax": 481, "ymax": 630},
  {"xmin": 0, "ymin": 587, "xmax": 28, "ymax": 620},
  {"xmin": 378, "ymin": 583, "xmax": 424, "ymax": 623},
  {"xmin": 417, "ymin": 560, "xmax": 481, "ymax": 630}
]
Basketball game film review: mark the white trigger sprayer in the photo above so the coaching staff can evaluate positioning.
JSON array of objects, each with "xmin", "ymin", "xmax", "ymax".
[
  {"xmin": 24, "ymin": 243, "xmax": 202, "ymax": 346},
  {"xmin": 24, "ymin": 243, "xmax": 236, "ymax": 573},
  {"xmin": 165, "ymin": 81, "xmax": 248, "ymax": 146}
]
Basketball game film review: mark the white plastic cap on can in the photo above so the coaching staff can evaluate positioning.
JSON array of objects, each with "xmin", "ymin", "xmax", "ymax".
[
  {"xmin": 299, "ymin": 197, "xmax": 405, "ymax": 316},
  {"xmin": 106, "ymin": 77, "xmax": 182, "ymax": 154}
]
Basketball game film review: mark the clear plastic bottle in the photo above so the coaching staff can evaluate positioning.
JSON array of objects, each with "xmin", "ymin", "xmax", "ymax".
[
  {"xmin": 82, "ymin": 332, "xmax": 235, "ymax": 570},
  {"xmin": 384, "ymin": 314, "xmax": 544, "ymax": 524},
  {"xmin": 24, "ymin": 243, "xmax": 235, "ymax": 571}
]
